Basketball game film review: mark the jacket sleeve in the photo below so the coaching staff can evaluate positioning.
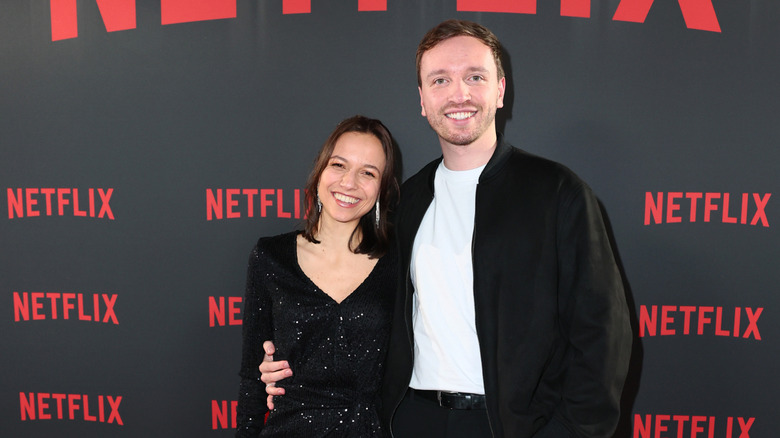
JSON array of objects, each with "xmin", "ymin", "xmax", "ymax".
[
  {"xmin": 551, "ymin": 181, "xmax": 632, "ymax": 437},
  {"xmin": 235, "ymin": 243, "xmax": 273, "ymax": 438}
]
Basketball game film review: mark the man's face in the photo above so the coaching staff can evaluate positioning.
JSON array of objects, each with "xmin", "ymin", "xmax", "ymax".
[{"xmin": 418, "ymin": 36, "xmax": 506, "ymax": 148}]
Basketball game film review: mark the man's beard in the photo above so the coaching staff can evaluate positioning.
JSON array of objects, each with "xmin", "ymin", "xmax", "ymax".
[{"xmin": 427, "ymin": 103, "xmax": 496, "ymax": 146}]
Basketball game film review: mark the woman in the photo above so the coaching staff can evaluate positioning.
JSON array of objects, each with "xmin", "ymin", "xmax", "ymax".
[{"xmin": 236, "ymin": 115, "xmax": 400, "ymax": 437}]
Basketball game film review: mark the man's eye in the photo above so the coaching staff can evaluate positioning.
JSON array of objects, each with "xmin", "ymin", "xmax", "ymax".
[{"xmin": 433, "ymin": 78, "xmax": 447, "ymax": 85}]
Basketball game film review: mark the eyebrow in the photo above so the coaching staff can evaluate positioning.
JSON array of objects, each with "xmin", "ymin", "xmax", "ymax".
[
  {"xmin": 425, "ymin": 66, "xmax": 490, "ymax": 80},
  {"xmin": 330, "ymin": 155, "xmax": 382, "ymax": 172}
]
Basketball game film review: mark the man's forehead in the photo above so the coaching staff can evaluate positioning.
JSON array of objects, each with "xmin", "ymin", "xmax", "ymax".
[{"xmin": 420, "ymin": 36, "xmax": 496, "ymax": 71}]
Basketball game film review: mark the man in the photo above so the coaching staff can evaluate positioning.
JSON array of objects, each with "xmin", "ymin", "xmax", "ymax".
[{"xmin": 261, "ymin": 19, "xmax": 631, "ymax": 438}]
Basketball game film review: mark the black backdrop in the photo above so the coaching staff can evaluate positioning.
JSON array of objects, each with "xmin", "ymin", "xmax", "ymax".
[{"xmin": 1, "ymin": 1, "xmax": 777, "ymax": 437}]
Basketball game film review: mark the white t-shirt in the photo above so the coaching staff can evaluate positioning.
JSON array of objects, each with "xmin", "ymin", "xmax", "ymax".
[{"xmin": 409, "ymin": 162, "xmax": 485, "ymax": 394}]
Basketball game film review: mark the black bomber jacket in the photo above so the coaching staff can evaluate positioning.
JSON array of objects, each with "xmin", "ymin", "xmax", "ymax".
[{"xmin": 380, "ymin": 137, "xmax": 632, "ymax": 438}]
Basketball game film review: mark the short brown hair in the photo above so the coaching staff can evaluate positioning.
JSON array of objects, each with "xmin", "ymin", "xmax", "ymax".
[
  {"xmin": 416, "ymin": 19, "xmax": 505, "ymax": 87},
  {"xmin": 302, "ymin": 115, "xmax": 400, "ymax": 258}
]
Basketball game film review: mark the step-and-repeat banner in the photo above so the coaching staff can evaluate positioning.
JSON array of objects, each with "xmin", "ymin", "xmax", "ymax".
[{"xmin": 1, "ymin": 1, "xmax": 777, "ymax": 437}]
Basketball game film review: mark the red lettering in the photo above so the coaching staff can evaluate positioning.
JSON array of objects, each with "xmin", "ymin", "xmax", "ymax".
[
  {"xmin": 260, "ymin": 189, "xmax": 274, "ymax": 217},
  {"xmin": 47, "ymin": 293, "xmax": 61, "ymax": 319},
  {"xmin": 561, "ymin": 0, "xmax": 590, "ymax": 18},
  {"xmin": 644, "ymin": 192, "xmax": 662, "ymax": 225},
  {"xmin": 226, "ymin": 189, "xmax": 240, "ymax": 219},
  {"xmin": 679, "ymin": 305, "xmax": 695, "ymax": 335},
  {"xmin": 666, "ymin": 192, "xmax": 683, "ymax": 223},
  {"xmin": 283, "ymin": 0, "xmax": 311, "ymax": 14},
  {"xmin": 78, "ymin": 294, "xmax": 92, "ymax": 321},
  {"xmin": 686, "ymin": 192, "xmax": 702, "ymax": 222},
  {"xmin": 750, "ymin": 193, "xmax": 770, "ymax": 227},
  {"xmin": 673, "ymin": 415, "xmax": 690, "ymax": 437},
  {"xmin": 8, "ymin": 188, "xmax": 23, "ymax": 218},
  {"xmin": 243, "ymin": 189, "xmax": 258, "ymax": 218},
  {"xmin": 228, "ymin": 296, "xmax": 242, "ymax": 325},
  {"xmin": 457, "ymin": 0, "xmax": 536, "ymax": 14},
  {"xmin": 743, "ymin": 308, "xmax": 762, "ymax": 340},
  {"xmin": 277, "ymin": 189, "xmax": 292, "ymax": 219},
  {"xmin": 714, "ymin": 307, "xmax": 729, "ymax": 336},
  {"xmin": 697, "ymin": 306, "xmax": 713, "ymax": 335},
  {"xmin": 207, "ymin": 189, "xmax": 222, "ymax": 220},
  {"xmin": 209, "ymin": 296, "xmax": 225, "ymax": 327},
  {"xmin": 691, "ymin": 415, "xmax": 706, "ymax": 438},
  {"xmin": 639, "ymin": 305, "xmax": 656, "ymax": 337},
  {"xmin": 103, "ymin": 294, "xmax": 119, "ymax": 324},
  {"xmin": 107, "ymin": 396, "xmax": 123, "ymax": 425},
  {"xmin": 41, "ymin": 188, "xmax": 56, "ymax": 215},
  {"xmin": 358, "ymin": 0, "xmax": 387, "ymax": 11},
  {"xmin": 161, "ymin": 0, "xmax": 236, "ymax": 25},
  {"xmin": 660, "ymin": 305, "xmax": 675, "ymax": 335},
  {"xmin": 704, "ymin": 193, "xmax": 719, "ymax": 222},
  {"xmin": 212, "ymin": 399, "xmax": 229, "ymax": 429},
  {"xmin": 722, "ymin": 193, "xmax": 737, "ymax": 223},
  {"xmin": 52, "ymin": 393, "xmax": 66, "ymax": 419},
  {"xmin": 72, "ymin": 188, "xmax": 87, "ymax": 217},
  {"xmin": 63, "ymin": 293, "xmax": 76, "ymax": 319},
  {"xmin": 20, "ymin": 393, "xmax": 35, "ymax": 420},
  {"xmin": 634, "ymin": 414, "xmax": 651, "ymax": 438},
  {"xmin": 68, "ymin": 394, "xmax": 81, "ymax": 420},
  {"xmin": 89, "ymin": 188, "xmax": 96, "ymax": 217},
  {"xmin": 51, "ymin": 0, "xmax": 136, "ymax": 41},
  {"xmin": 26, "ymin": 188, "xmax": 40, "ymax": 217},
  {"xmin": 738, "ymin": 417, "xmax": 754, "ymax": 438},
  {"xmin": 32, "ymin": 292, "xmax": 45, "ymax": 320},
  {"xmin": 38, "ymin": 393, "xmax": 51, "ymax": 420},
  {"xmin": 13, "ymin": 292, "xmax": 29, "ymax": 322},
  {"xmin": 57, "ymin": 188, "xmax": 71, "ymax": 216},
  {"xmin": 97, "ymin": 188, "xmax": 114, "ymax": 219},
  {"xmin": 612, "ymin": 0, "xmax": 721, "ymax": 32},
  {"xmin": 83, "ymin": 395, "xmax": 97, "ymax": 422},
  {"xmin": 654, "ymin": 414, "xmax": 670, "ymax": 437}
]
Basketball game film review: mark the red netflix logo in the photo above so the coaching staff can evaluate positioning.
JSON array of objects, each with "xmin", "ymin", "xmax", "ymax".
[
  {"xmin": 634, "ymin": 414, "xmax": 754, "ymax": 438},
  {"xmin": 212, "ymin": 399, "xmax": 238, "ymax": 430},
  {"xmin": 20, "ymin": 392, "xmax": 123, "ymax": 425},
  {"xmin": 639, "ymin": 305, "xmax": 761, "ymax": 340},
  {"xmin": 206, "ymin": 188, "xmax": 304, "ymax": 221},
  {"xmin": 644, "ymin": 192, "xmax": 770, "ymax": 227},
  {"xmin": 48, "ymin": 0, "xmax": 722, "ymax": 42},
  {"xmin": 13, "ymin": 292, "xmax": 119, "ymax": 324},
  {"xmin": 6, "ymin": 188, "xmax": 114, "ymax": 220},
  {"xmin": 209, "ymin": 296, "xmax": 242, "ymax": 327}
]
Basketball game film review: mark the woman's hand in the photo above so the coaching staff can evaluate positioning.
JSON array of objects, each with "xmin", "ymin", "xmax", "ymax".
[{"xmin": 259, "ymin": 340, "xmax": 292, "ymax": 410}]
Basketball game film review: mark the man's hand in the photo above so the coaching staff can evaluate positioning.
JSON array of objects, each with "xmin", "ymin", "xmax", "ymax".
[{"xmin": 259, "ymin": 340, "xmax": 292, "ymax": 410}]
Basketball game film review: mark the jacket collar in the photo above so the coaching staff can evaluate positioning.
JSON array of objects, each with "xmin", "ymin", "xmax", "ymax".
[{"xmin": 425, "ymin": 133, "xmax": 512, "ymax": 191}]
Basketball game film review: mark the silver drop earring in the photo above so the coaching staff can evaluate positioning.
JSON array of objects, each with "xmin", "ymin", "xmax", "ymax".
[
  {"xmin": 317, "ymin": 194, "xmax": 322, "ymax": 212},
  {"xmin": 375, "ymin": 197, "xmax": 380, "ymax": 227}
]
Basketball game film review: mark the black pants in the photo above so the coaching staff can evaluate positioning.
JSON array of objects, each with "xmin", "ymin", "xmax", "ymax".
[{"xmin": 391, "ymin": 389, "xmax": 492, "ymax": 438}]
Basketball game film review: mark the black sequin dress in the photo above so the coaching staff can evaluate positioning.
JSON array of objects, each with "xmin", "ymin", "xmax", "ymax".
[{"xmin": 236, "ymin": 231, "xmax": 396, "ymax": 438}]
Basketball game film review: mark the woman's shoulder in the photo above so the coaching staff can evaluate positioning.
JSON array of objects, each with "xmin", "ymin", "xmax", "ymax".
[{"xmin": 250, "ymin": 230, "xmax": 300, "ymax": 264}]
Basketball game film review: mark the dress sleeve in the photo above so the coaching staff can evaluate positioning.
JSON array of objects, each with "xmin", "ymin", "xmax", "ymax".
[
  {"xmin": 236, "ymin": 243, "xmax": 273, "ymax": 437},
  {"xmin": 552, "ymin": 182, "xmax": 632, "ymax": 437}
]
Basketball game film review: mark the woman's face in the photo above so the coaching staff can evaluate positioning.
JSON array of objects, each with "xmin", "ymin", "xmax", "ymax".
[{"xmin": 317, "ymin": 131, "xmax": 386, "ymax": 229}]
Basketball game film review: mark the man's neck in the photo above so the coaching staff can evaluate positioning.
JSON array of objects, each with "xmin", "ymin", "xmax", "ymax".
[{"xmin": 440, "ymin": 130, "xmax": 498, "ymax": 171}]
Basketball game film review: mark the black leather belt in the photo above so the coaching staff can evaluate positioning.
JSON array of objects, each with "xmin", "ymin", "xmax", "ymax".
[{"xmin": 411, "ymin": 388, "xmax": 487, "ymax": 410}]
